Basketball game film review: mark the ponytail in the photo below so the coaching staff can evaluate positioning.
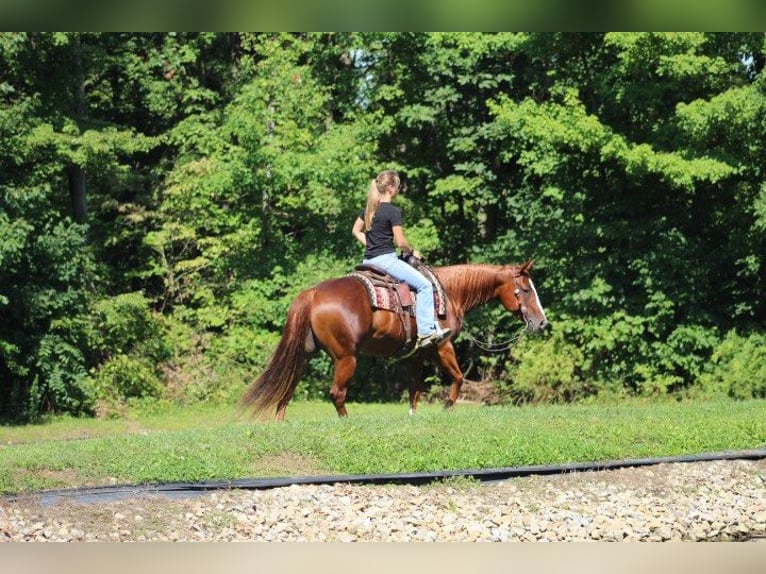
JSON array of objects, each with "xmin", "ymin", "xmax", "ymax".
[{"xmin": 364, "ymin": 179, "xmax": 381, "ymax": 231}]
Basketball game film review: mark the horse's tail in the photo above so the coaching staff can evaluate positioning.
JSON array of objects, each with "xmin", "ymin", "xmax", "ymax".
[{"xmin": 241, "ymin": 287, "xmax": 316, "ymax": 418}]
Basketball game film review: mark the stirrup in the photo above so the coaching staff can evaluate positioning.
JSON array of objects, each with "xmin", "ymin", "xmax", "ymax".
[
  {"xmin": 401, "ymin": 334, "xmax": 437, "ymax": 359},
  {"xmin": 434, "ymin": 326, "xmax": 452, "ymax": 344}
]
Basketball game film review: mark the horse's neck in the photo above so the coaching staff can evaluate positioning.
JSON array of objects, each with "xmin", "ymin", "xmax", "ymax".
[{"xmin": 436, "ymin": 264, "xmax": 501, "ymax": 315}]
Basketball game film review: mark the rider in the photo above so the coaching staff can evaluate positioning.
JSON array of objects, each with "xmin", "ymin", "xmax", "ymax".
[{"xmin": 352, "ymin": 170, "xmax": 451, "ymax": 355}]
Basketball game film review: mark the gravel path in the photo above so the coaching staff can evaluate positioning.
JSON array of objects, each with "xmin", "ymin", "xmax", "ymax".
[{"xmin": 2, "ymin": 459, "xmax": 765, "ymax": 542}]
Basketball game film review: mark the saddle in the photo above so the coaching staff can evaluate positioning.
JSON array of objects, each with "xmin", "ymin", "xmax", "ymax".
[{"xmin": 347, "ymin": 264, "xmax": 448, "ymax": 319}]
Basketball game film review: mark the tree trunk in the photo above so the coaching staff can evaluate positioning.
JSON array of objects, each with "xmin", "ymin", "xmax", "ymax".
[
  {"xmin": 67, "ymin": 164, "xmax": 87, "ymax": 223},
  {"xmin": 68, "ymin": 33, "xmax": 87, "ymax": 223}
]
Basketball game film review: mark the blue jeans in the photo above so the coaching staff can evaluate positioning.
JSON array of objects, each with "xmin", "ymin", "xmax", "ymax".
[{"xmin": 363, "ymin": 252, "xmax": 436, "ymax": 337}]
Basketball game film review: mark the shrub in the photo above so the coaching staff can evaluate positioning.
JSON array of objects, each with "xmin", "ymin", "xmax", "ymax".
[
  {"xmin": 31, "ymin": 333, "xmax": 94, "ymax": 417},
  {"xmin": 637, "ymin": 324, "xmax": 718, "ymax": 395},
  {"xmin": 503, "ymin": 333, "xmax": 589, "ymax": 404},
  {"xmin": 90, "ymin": 354, "xmax": 164, "ymax": 417},
  {"xmin": 88, "ymin": 292, "xmax": 171, "ymax": 363},
  {"xmin": 556, "ymin": 312, "xmax": 649, "ymax": 392},
  {"xmin": 75, "ymin": 293, "xmax": 172, "ymax": 414},
  {"xmin": 700, "ymin": 330, "xmax": 766, "ymax": 399}
]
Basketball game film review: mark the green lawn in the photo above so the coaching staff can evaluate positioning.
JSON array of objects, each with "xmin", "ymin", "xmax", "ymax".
[{"xmin": 1, "ymin": 398, "xmax": 764, "ymax": 494}]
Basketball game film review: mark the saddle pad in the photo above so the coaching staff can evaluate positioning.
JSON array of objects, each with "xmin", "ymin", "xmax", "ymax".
[
  {"xmin": 348, "ymin": 268, "xmax": 447, "ymax": 319},
  {"xmin": 348, "ymin": 272, "xmax": 415, "ymax": 316}
]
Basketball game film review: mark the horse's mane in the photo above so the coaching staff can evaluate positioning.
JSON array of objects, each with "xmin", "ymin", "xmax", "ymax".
[{"xmin": 434, "ymin": 264, "xmax": 506, "ymax": 312}]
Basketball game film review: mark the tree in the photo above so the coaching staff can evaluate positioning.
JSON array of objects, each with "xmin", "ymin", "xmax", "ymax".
[{"xmin": 3, "ymin": 33, "xmax": 766, "ymax": 417}]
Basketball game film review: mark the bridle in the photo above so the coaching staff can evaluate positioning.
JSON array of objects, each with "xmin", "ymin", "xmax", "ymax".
[
  {"xmin": 460, "ymin": 272, "xmax": 531, "ymax": 352},
  {"xmin": 513, "ymin": 272, "xmax": 535, "ymax": 329}
]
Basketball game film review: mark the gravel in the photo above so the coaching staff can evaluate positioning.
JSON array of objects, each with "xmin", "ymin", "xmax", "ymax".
[{"xmin": 2, "ymin": 459, "xmax": 765, "ymax": 542}]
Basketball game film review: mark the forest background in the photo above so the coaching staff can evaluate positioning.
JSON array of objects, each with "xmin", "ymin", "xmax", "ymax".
[{"xmin": 1, "ymin": 32, "xmax": 765, "ymax": 423}]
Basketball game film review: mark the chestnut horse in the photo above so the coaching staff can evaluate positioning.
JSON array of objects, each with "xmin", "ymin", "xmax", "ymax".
[{"xmin": 242, "ymin": 261, "xmax": 548, "ymax": 420}]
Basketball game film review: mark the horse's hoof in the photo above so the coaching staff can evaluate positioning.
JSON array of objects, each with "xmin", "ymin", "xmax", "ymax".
[{"xmin": 443, "ymin": 399, "xmax": 454, "ymax": 410}]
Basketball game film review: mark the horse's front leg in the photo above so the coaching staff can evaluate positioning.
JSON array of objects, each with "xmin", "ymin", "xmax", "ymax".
[
  {"xmin": 405, "ymin": 359, "xmax": 424, "ymax": 415},
  {"xmin": 329, "ymin": 356, "xmax": 357, "ymax": 417},
  {"xmin": 435, "ymin": 342, "xmax": 464, "ymax": 409}
]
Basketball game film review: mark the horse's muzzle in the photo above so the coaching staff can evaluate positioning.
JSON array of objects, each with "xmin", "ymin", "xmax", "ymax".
[{"xmin": 526, "ymin": 318, "xmax": 550, "ymax": 332}]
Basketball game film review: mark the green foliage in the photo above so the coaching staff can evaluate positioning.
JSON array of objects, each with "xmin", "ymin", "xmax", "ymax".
[
  {"xmin": 398, "ymin": 217, "xmax": 441, "ymax": 256},
  {"xmin": 649, "ymin": 325, "xmax": 719, "ymax": 391},
  {"xmin": 3, "ymin": 33, "xmax": 766, "ymax": 418},
  {"xmin": 32, "ymin": 334, "xmax": 92, "ymax": 416},
  {"xmin": 80, "ymin": 293, "xmax": 173, "ymax": 413},
  {"xmin": 0, "ymin": 186, "xmax": 97, "ymax": 420},
  {"xmin": 754, "ymin": 183, "xmax": 766, "ymax": 231},
  {"xmin": 504, "ymin": 334, "xmax": 587, "ymax": 404},
  {"xmin": 88, "ymin": 292, "xmax": 171, "ymax": 362},
  {"xmin": 90, "ymin": 354, "xmax": 163, "ymax": 408},
  {"xmin": 700, "ymin": 331, "xmax": 766, "ymax": 399}
]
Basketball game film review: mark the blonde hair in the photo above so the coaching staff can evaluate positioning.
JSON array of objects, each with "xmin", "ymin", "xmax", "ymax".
[{"xmin": 364, "ymin": 170, "xmax": 400, "ymax": 231}]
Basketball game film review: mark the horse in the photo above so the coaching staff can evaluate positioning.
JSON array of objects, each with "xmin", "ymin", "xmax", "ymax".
[{"xmin": 241, "ymin": 260, "xmax": 548, "ymax": 420}]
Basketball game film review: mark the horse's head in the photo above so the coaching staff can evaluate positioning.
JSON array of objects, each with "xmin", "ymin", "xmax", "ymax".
[{"xmin": 498, "ymin": 260, "xmax": 549, "ymax": 332}]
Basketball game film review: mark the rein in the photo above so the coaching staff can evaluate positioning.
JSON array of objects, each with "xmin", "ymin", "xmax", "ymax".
[{"xmin": 460, "ymin": 326, "xmax": 526, "ymax": 352}]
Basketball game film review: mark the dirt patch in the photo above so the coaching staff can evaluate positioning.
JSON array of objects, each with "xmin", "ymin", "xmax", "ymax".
[{"xmin": 427, "ymin": 379, "xmax": 506, "ymax": 405}]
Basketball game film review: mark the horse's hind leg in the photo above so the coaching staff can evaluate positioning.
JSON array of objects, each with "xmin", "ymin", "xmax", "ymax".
[
  {"xmin": 329, "ymin": 356, "xmax": 357, "ymax": 417},
  {"xmin": 405, "ymin": 359, "xmax": 424, "ymax": 415}
]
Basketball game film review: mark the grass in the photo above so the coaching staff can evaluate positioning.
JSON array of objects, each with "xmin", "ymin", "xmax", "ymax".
[{"xmin": 0, "ymin": 398, "xmax": 764, "ymax": 495}]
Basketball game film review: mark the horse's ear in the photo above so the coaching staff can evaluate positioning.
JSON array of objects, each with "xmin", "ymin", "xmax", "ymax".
[{"xmin": 521, "ymin": 260, "xmax": 534, "ymax": 274}]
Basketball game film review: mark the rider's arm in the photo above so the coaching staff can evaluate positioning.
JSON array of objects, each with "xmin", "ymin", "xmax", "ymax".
[
  {"xmin": 352, "ymin": 216, "xmax": 366, "ymax": 246},
  {"xmin": 394, "ymin": 226, "xmax": 423, "ymax": 259},
  {"xmin": 392, "ymin": 225, "xmax": 415, "ymax": 255}
]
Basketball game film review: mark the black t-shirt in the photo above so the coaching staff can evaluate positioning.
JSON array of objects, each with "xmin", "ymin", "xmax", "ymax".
[{"xmin": 359, "ymin": 202, "xmax": 402, "ymax": 259}]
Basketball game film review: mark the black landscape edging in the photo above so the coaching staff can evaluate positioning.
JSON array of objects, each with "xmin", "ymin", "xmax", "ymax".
[{"xmin": 6, "ymin": 447, "xmax": 766, "ymax": 506}]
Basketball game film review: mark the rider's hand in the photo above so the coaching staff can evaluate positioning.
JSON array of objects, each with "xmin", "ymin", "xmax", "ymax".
[{"xmin": 413, "ymin": 250, "xmax": 423, "ymax": 260}]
